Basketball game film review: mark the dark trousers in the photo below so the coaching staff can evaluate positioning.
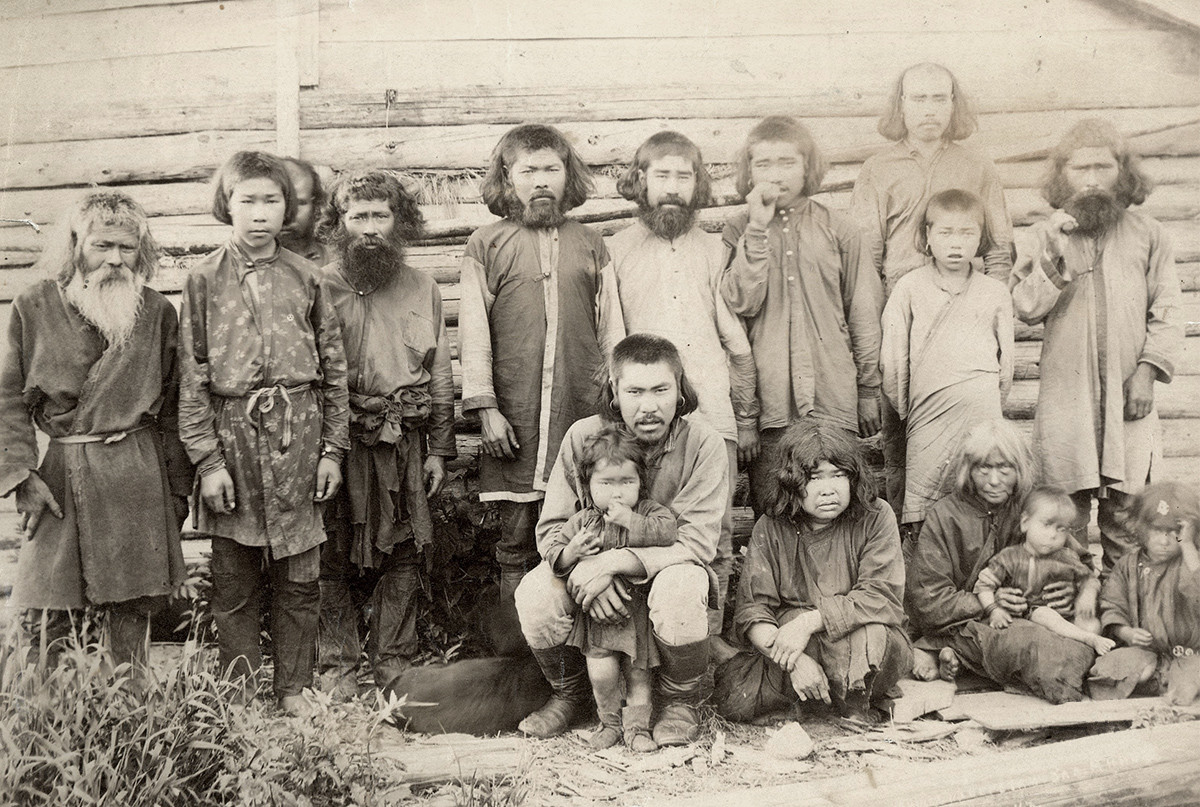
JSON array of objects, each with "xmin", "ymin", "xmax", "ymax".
[
  {"xmin": 210, "ymin": 537, "xmax": 319, "ymax": 699},
  {"xmin": 880, "ymin": 396, "xmax": 906, "ymax": 515},
  {"xmin": 318, "ymin": 532, "xmax": 420, "ymax": 689},
  {"xmin": 495, "ymin": 499, "xmax": 542, "ymax": 574},
  {"xmin": 748, "ymin": 427, "xmax": 786, "ymax": 517},
  {"xmin": 24, "ymin": 596, "xmax": 159, "ymax": 670},
  {"xmin": 1070, "ymin": 488, "xmax": 1135, "ymax": 572}
]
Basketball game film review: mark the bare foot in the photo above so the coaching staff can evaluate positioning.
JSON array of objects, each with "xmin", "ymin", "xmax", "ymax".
[
  {"xmin": 911, "ymin": 648, "xmax": 939, "ymax": 681},
  {"xmin": 938, "ymin": 647, "xmax": 960, "ymax": 682},
  {"xmin": 1090, "ymin": 635, "xmax": 1116, "ymax": 655}
]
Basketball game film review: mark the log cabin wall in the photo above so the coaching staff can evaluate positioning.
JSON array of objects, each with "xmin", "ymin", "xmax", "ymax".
[{"xmin": 1, "ymin": 0, "xmax": 1197, "ymax": 479}]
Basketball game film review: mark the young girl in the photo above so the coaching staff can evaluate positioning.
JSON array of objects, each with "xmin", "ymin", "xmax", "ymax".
[
  {"xmin": 881, "ymin": 189, "xmax": 1014, "ymax": 533},
  {"xmin": 721, "ymin": 116, "xmax": 883, "ymax": 516},
  {"xmin": 713, "ymin": 421, "xmax": 910, "ymax": 725},
  {"xmin": 178, "ymin": 151, "xmax": 350, "ymax": 715},
  {"xmin": 1091, "ymin": 482, "xmax": 1200, "ymax": 705},
  {"xmin": 974, "ymin": 486, "xmax": 1113, "ymax": 656},
  {"xmin": 548, "ymin": 425, "xmax": 678, "ymax": 751}
]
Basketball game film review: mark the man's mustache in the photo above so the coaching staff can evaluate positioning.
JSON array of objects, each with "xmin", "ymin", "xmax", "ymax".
[{"xmin": 656, "ymin": 195, "xmax": 689, "ymax": 208}]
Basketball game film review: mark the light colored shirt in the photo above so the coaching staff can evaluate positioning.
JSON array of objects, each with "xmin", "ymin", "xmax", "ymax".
[
  {"xmin": 609, "ymin": 220, "xmax": 757, "ymax": 441},
  {"xmin": 850, "ymin": 140, "xmax": 1014, "ymax": 294}
]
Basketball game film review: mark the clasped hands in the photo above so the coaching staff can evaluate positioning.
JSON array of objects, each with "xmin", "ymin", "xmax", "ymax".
[
  {"xmin": 566, "ymin": 553, "xmax": 632, "ymax": 625},
  {"xmin": 751, "ymin": 612, "xmax": 830, "ymax": 704}
]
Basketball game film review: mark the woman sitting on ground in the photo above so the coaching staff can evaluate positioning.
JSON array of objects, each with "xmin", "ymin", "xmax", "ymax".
[{"xmin": 906, "ymin": 419, "xmax": 1097, "ymax": 703}]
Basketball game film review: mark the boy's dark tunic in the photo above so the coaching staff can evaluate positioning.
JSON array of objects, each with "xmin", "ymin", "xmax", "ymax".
[{"xmin": 0, "ymin": 280, "xmax": 190, "ymax": 609}]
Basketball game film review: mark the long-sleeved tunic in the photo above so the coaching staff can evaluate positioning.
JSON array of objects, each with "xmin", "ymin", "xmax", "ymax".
[
  {"xmin": 458, "ymin": 219, "xmax": 623, "ymax": 501},
  {"xmin": 609, "ymin": 220, "xmax": 757, "ymax": 441},
  {"xmin": 321, "ymin": 259, "xmax": 455, "ymax": 561},
  {"xmin": 721, "ymin": 200, "xmax": 882, "ymax": 433},
  {"xmin": 178, "ymin": 243, "xmax": 349, "ymax": 559},
  {"xmin": 850, "ymin": 140, "xmax": 1014, "ymax": 293},
  {"xmin": 1010, "ymin": 211, "xmax": 1182, "ymax": 496},
  {"xmin": 0, "ymin": 281, "xmax": 190, "ymax": 608},
  {"xmin": 536, "ymin": 414, "xmax": 726, "ymax": 590},
  {"xmin": 1100, "ymin": 550, "xmax": 1200, "ymax": 655},
  {"xmin": 733, "ymin": 504, "xmax": 906, "ymax": 644},
  {"xmin": 881, "ymin": 262, "xmax": 1014, "ymax": 523}
]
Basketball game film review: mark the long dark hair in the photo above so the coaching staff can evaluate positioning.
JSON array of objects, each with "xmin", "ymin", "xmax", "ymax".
[
  {"xmin": 597, "ymin": 334, "xmax": 700, "ymax": 423},
  {"xmin": 770, "ymin": 420, "xmax": 875, "ymax": 528},
  {"xmin": 1042, "ymin": 118, "xmax": 1153, "ymax": 209},
  {"xmin": 479, "ymin": 124, "xmax": 594, "ymax": 217}
]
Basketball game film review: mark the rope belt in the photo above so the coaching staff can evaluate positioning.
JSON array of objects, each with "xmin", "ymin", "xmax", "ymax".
[
  {"xmin": 243, "ymin": 383, "xmax": 313, "ymax": 450},
  {"xmin": 52, "ymin": 424, "xmax": 149, "ymax": 444}
]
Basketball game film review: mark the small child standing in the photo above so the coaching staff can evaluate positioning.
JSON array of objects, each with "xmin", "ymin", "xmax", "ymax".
[
  {"xmin": 974, "ymin": 486, "xmax": 1113, "ymax": 656},
  {"xmin": 1091, "ymin": 482, "xmax": 1200, "ymax": 704},
  {"xmin": 881, "ymin": 189, "xmax": 1014, "ymax": 534},
  {"xmin": 178, "ymin": 151, "xmax": 350, "ymax": 715},
  {"xmin": 547, "ymin": 425, "xmax": 678, "ymax": 752}
]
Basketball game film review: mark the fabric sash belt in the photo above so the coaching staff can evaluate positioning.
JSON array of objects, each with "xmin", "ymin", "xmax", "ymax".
[
  {"xmin": 220, "ymin": 382, "xmax": 314, "ymax": 450},
  {"xmin": 52, "ymin": 424, "xmax": 149, "ymax": 445}
]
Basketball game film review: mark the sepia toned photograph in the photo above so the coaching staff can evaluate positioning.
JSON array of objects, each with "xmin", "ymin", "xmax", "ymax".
[{"xmin": 0, "ymin": 0, "xmax": 1197, "ymax": 804}]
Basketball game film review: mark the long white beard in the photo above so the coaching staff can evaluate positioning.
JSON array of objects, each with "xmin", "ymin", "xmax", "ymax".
[{"xmin": 65, "ymin": 269, "xmax": 145, "ymax": 349}]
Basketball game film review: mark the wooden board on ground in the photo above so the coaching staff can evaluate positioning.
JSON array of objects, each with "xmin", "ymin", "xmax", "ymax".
[
  {"xmin": 370, "ymin": 732, "xmax": 525, "ymax": 787},
  {"xmin": 637, "ymin": 720, "xmax": 1200, "ymax": 806},
  {"xmin": 891, "ymin": 678, "xmax": 958, "ymax": 723},
  {"xmin": 941, "ymin": 691, "xmax": 1173, "ymax": 730}
]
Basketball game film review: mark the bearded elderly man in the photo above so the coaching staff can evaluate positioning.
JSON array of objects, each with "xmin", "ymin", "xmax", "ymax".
[
  {"xmin": 315, "ymin": 171, "xmax": 455, "ymax": 697},
  {"xmin": 0, "ymin": 191, "xmax": 190, "ymax": 667},
  {"xmin": 1010, "ymin": 118, "xmax": 1183, "ymax": 570},
  {"xmin": 609, "ymin": 131, "xmax": 757, "ymax": 634}
]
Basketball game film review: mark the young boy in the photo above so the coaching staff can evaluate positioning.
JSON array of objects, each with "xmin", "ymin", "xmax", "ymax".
[
  {"xmin": 721, "ymin": 116, "xmax": 883, "ymax": 516},
  {"xmin": 178, "ymin": 151, "xmax": 350, "ymax": 715},
  {"xmin": 279, "ymin": 157, "xmax": 332, "ymax": 267}
]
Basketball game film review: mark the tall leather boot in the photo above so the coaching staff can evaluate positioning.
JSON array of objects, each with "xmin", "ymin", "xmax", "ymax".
[
  {"xmin": 494, "ymin": 565, "xmax": 531, "ymax": 655},
  {"xmin": 517, "ymin": 644, "xmax": 591, "ymax": 738},
  {"xmin": 654, "ymin": 639, "xmax": 709, "ymax": 746}
]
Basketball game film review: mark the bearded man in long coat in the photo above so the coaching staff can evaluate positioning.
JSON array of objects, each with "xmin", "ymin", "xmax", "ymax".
[{"xmin": 0, "ymin": 191, "xmax": 190, "ymax": 666}]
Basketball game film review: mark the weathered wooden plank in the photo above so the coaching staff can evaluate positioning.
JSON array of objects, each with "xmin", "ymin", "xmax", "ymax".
[
  {"xmin": 1005, "ymin": 375, "xmax": 1200, "ymax": 420},
  {"xmin": 319, "ymin": 0, "xmax": 1139, "ymax": 41},
  {"xmin": 0, "ymin": 0, "xmax": 274, "ymax": 69},
  {"xmin": 1100, "ymin": 0, "xmax": 1200, "ymax": 34},
  {"xmin": 0, "ymin": 50, "xmax": 276, "ymax": 145},
  {"xmin": 639, "ymin": 720, "xmax": 1200, "ymax": 807},
  {"xmin": 369, "ymin": 733, "xmax": 523, "ymax": 787},
  {"xmin": 317, "ymin": 30, "xmax": 1199, "ymax": 116},
  {"xmin": 951, "ymin": 691, "xmax": 1190, "ymax": 731},
  {"xmin": 2, "ymin": 0, "xmax": 209, "ymax": 18},
  {"xmin": 298, "ymin": 109, "xmax": 1200, "ymax": 174}
]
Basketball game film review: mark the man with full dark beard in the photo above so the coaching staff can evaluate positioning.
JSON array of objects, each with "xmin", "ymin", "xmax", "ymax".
[
  {"xmin": 1011, "ymin": 118, "xmax": 1183, "ymax": 571},
  {"xmin": 0, "ymin": 191, "xmax": 190, "ymax": 671},
  {"xmin": 314, "ymin": 171, "xmax": 456, "ymax": 698},
  {"xmin": 609, "ymin": 131, "xmax": 757, "ymax": 637},
  {"xmin": 459, "ymin": 124, "xmax": 623, "ymax": 632}
]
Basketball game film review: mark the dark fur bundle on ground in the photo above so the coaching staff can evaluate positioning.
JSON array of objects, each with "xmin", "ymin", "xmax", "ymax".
[{"xmin": 384, "ymin": 585, "xmax": 550, "ymax": 735}]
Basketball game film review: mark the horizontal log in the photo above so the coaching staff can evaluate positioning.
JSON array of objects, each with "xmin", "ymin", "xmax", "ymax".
[
  {"xmin": 1004, "ymin": 375, "xmax": 1200, "ymax": 420},
  {"xmin": 319, "ymin": 0, "xmax": 1139, "ymax": 42},
  {"xmin": 317, "ymin": 30, "xmax": 1199, "ymax": 116},
  {"xmin": 0, "ymin": 0, "xmax": 273, "ymax": 69},
  {"xmin": 637, "ymin": 720, "xmax": 1200, "ymax": 807},
  {"xmin": 7, "ymin": 107, "xmax": 1193, "ymax": 192},
  {"xmin": 299, "ymin": 109, "xmax": 1200, "ymax": 174},
  {"xmin": 2, "ymin": 0, "xmax": 209, "ymax": 18}
]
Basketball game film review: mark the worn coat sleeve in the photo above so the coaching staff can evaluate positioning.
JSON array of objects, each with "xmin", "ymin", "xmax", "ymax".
[
  {"xmin": 596, "ymin": 247, "xmax": 626, "ymax": 359},
  {"xmin": 908, "ymin": 507, "xmax": 984, "ymax": 633},
  {"xmin": 1009, "ymin": 224, "xmax": 1072, "ymax": 325},
  {"xmin": 996, "ymin": 289, "xmax": 1015, "ymax": 401},
  {"xmin": 311, "ymin": 278, "xmax": 350, "ymax": 456},
  {"xmin": 734, "ymin": 517, "xmax": 786, "ymax": 640},
  {"xmin": 715, "ymin": 292, "xmax": 760, "ymax": 427},
  {"xmin": 426, "ymin": 284, "xmax": 457, "ymax": 457},
  {"xmin": 624, "ymin": 426, "xmax": 727, "ymax": 579},
  {"xmin": 980, "ymin": 163, "xmax": 1015, "ymax": 281},
  {"xmin": 1139, "ymin": 223, "xmax": 1182, "ymax": 382},
  {"xmin": 848, "ymin": 163, "xmax": 887, "ymax": 281},
  {"xmin": 177, "ymin": 273, "xmax": 223, "ymax": 471},
  {"xmin": 880, "ymin": 283, "xmax": 913, "ymax": 419},
  {"xmin": 458, "ymin": 249, "xmax": 498, "ymax": 412},
  {"xmin": 1099, "ymin": 554, "xmax": 1138, "ymax": 634},
  {"xmin": 839, "ymin": 220, "xmax": 884, "ymax": 396},
  {"xmin": 625, "ymin": 500, "xmax": 679, "ymax": 548},
  {"xmin": 720, "ymin": 219, "xmax": 769, "ymax": 317},
  {"xmin": 155, "ymin": 304, "xmax": 195, "ymax": 498},
  {"xmin": 0, "ymin": 296, "xmax": 37, "ymax": 496},
  {"xmin": 535, "ymin": 424, "xmax": 585, "ymax": 563},
  {"xmin": 815, "ymin": 506, "xmax": 906, "ymax": 641}
]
